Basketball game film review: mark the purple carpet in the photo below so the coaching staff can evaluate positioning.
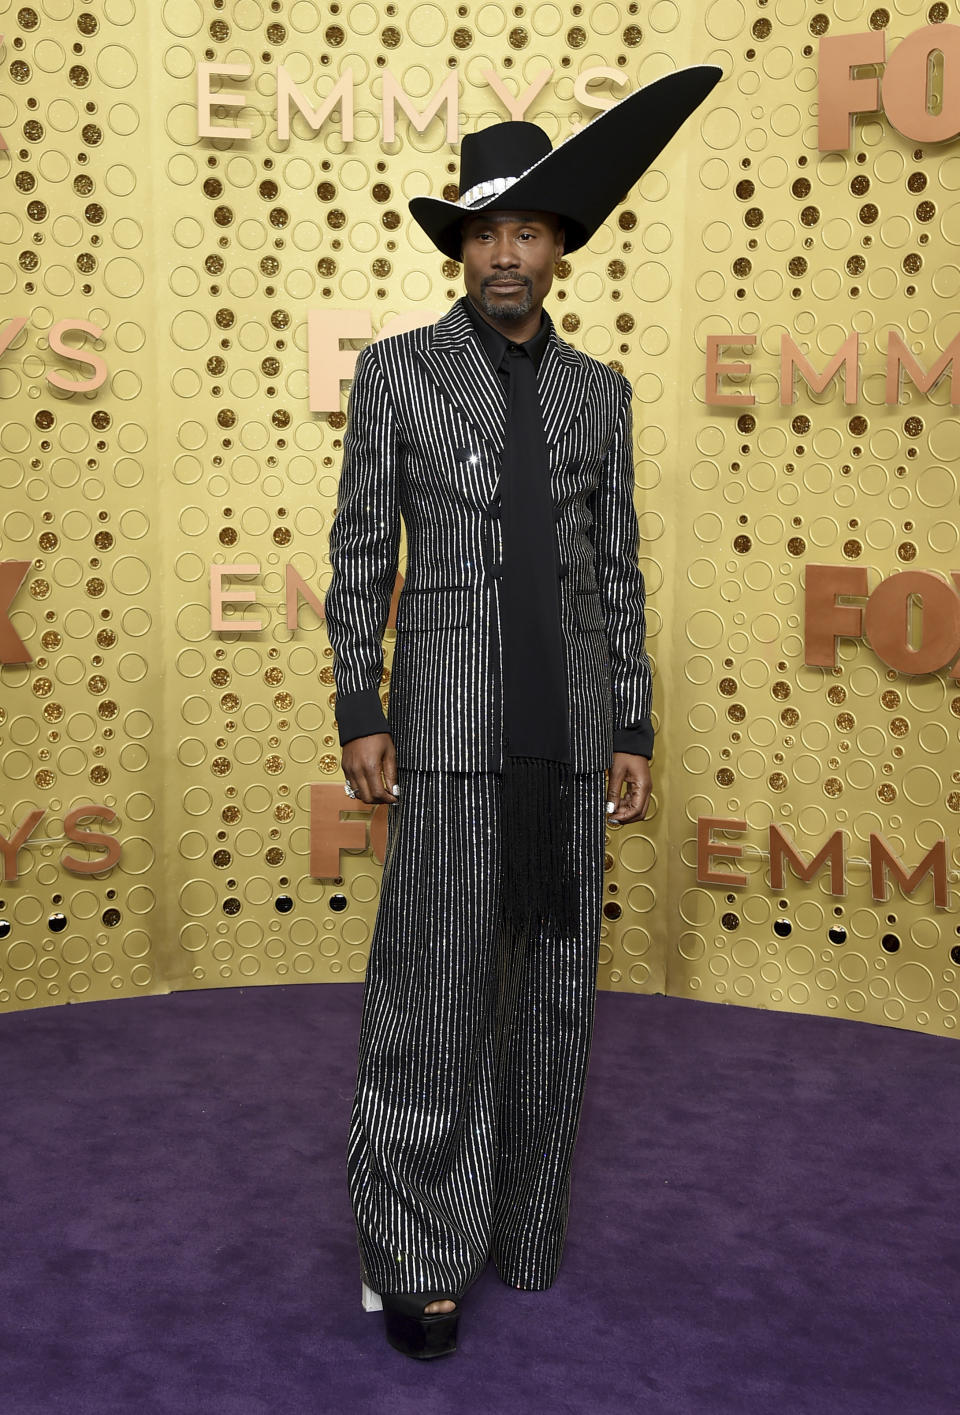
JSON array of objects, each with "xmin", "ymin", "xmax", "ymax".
[{"xmin": 0, "ymin": 984, "xmax": 956, "ymax": 1414}]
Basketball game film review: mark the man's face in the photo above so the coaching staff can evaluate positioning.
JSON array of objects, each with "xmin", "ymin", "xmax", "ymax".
[{"xmin": 460, "ymin": 210, "xmax": 565, "ymax": 322}]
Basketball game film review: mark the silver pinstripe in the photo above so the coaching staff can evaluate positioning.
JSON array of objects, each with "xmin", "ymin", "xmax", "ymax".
[{"xmin": 346, "ymin": 767, "xmax": 607, "ymax": 1295}]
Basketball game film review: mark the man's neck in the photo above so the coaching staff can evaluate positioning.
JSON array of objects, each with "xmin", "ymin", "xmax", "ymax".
[{"xmin": 465, "ymin": 293, "xmax": 544, "ymax": 346}]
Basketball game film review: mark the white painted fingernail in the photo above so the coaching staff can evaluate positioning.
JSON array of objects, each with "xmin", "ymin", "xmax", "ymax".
[
  {"xmin": 606, "ymin": 801, "xmax": 614, "ymax": 813},
  {"xmin": 392, "ymin": 784, "xmax": 399, "ymax": 795}
]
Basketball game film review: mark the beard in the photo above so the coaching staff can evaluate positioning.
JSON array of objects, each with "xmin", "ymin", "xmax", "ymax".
[{"xmin": 479, "ymin": 275, "xmax": 534, "ymax": 321}]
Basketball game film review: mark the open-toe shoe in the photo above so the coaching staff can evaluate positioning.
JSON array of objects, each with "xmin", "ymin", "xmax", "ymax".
[{"xmin": 379, "ymin": 1290, "xmax": 461, "ymax": 1359}]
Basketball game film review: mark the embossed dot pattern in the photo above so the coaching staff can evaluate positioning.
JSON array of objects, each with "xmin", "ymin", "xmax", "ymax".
[{"xmin": 0, "ymin": 1, "xmax": 956, "ymax": 1037}]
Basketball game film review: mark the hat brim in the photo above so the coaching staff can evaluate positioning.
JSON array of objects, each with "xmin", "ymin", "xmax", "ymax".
[{"xmin": 408, "ymin": 64, "xmax": 723, "ymax": 262}]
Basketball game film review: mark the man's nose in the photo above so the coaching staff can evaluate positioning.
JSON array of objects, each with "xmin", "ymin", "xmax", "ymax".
[{"xmin": 490, "ymin": 236, "xmax": 520, "ymax": 267}]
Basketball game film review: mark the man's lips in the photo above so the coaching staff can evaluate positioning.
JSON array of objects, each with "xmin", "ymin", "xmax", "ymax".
[{"xmin": 486, "ymin": 280, "xmax": 526, "ymax": 291}]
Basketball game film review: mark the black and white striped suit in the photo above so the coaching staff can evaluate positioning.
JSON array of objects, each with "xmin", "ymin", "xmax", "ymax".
[
  {"xmin": 324, "ymin": 296, "xmax": 653, "ymax": 766},
  {"xmin": 325, "ymin": 296, "xmax": 653, "ymax": 1295}
]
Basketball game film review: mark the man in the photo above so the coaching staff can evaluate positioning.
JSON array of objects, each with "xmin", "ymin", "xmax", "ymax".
[{"xmin": 324, "ymin": 66, "xmax": 721, "ymax": 1358}]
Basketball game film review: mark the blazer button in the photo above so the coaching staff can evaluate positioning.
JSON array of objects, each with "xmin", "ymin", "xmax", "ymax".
[
  {"xmin": 558, "ymin": 562, "xmax": 568, "ymax": 578},
  {"xmin": 488, "ymin": 498, "xmax": 501, "ymax": 519},
  {"xmin": 490, "ymin": 565, "xmax": 503, "ymax": 579}
]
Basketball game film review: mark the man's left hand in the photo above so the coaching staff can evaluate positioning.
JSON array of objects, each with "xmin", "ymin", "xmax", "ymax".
[{"xmin": 606, "ymin": 752, "xmax": 652, "ymax": 824}]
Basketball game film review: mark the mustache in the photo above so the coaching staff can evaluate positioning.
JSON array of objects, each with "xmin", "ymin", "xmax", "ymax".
[{"xmin": 483, "ymin": 275, "xmax": 531, "ymax": 287}]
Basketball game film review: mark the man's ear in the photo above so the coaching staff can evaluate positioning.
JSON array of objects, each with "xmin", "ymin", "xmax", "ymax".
[{"xmin": 555, "ymin": 223, "xmax": 566, "ymax": 259}]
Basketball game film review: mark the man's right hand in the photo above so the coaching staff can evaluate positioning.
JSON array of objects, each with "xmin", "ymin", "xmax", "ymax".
[{"xmin": 341, "ymin": 732, "xmax": 399, "ymax": 805}]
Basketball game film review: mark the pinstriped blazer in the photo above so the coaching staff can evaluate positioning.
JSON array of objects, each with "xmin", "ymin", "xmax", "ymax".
[{"xmin": 324, "ymin": 295, "xmax": 653, "ymax": 773}]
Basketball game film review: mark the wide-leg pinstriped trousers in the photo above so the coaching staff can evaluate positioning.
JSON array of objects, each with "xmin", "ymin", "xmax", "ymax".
[{"xmin": 346, "ymin": 766, "xmax": 607, "ymax": 1297}]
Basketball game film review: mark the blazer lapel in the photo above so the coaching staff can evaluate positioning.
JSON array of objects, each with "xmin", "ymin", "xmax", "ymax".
[
  {"xmin": 537, "ymin": 326, "xmax": 593, "ymax": 450},
  {"xmin": 417, "ymin": 300, "xmax": 506, "ymax": 455},
  {"xmin": 416, "ymin": 298, "xmax": 594, "ymax": 461}
]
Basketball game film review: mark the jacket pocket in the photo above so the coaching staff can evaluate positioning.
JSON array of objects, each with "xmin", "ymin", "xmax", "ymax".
[
  {"xmin": 573, "ymin": 590, "xmax": 606, "ymax": 634},
  {"xmin": 394, "ymin": 586, "xmax": 476, "ymax": 632}
]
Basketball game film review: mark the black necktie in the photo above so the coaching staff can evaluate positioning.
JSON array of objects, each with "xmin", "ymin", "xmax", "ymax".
[{"xmin": 498, "ymin": 339, "xmax": 578, "ymax": 942}]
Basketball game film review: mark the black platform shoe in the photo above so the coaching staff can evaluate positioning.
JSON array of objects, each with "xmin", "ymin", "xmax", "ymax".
[{"xmin": 379, "ymin": 1291, "xmax": 461, "ymax": 1359}]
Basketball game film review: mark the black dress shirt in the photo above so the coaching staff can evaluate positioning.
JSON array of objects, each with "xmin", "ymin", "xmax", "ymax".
[
  {"xmin": 462, "ymin": 290, "xmax": 551, "ymax": 382},
  {"xmin": 462, "ymin": 294, "xmax": 653, "ymax": 761}
]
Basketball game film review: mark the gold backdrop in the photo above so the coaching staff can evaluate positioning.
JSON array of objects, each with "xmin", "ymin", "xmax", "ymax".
[{"xmin": 1, "ymin": 0, "xmax": 958, "ymax": 1039}]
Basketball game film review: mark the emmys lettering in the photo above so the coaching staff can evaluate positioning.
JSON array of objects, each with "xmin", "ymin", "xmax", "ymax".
[
  {"xmin": 0, "ymin": 807, "xmax": 122, "ymax": 881},
  {"xmin": 197, "ymin": 62, "xmax": 636, "ymax": 144},
  {"xmin": 0, "ymin": 561, "xmax": 359, "ymax": 665},
  {"xmin": 0, "ymin": 318, "xmax": 108, "ymax": 392},
  {"xmin": 697, "ymin": 819, "xmax": 949, "ymax": 909},
  {"xmin": 704, "ymin": 331, "xmax": 960, "ymax": 408}
]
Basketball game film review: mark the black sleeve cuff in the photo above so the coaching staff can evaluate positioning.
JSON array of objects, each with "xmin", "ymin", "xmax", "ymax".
[
  {"xmin": 335, "ymin": 687, "xmax": 391, "ymax": 747},
  {"xmin": 613, "ymin": 719, "xmax": 654, "ymax": 760}
]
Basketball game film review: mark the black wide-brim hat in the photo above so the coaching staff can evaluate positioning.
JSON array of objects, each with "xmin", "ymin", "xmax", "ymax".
[{"xmin": 409, "ymin": 65, "xmax": 722, "ymax": 262}]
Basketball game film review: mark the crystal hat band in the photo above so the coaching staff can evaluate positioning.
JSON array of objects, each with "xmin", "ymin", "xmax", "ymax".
[
  {"xmin": 458, "ymin": 174, "xmax": 528, "ymax": 209},
  {"xmin": 407, "ymin": 65, "xmax": 723, "ymax": 263}
]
